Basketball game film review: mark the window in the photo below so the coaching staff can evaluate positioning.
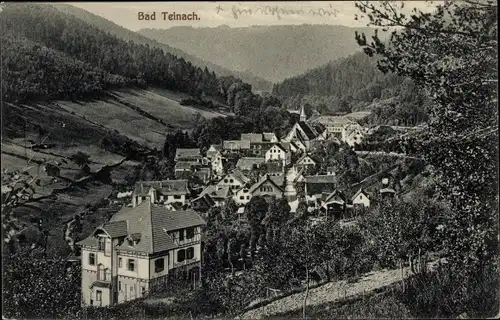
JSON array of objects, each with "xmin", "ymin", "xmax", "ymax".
[
  {"xmin": 246, "ymin": 196, "xmax": 250, "ymax": 200},
  {"xmin": 229, "ymin": 179, "xmax": 234, "ymax": 183},
  {"xmin": 98, "ymin": 238, "xmax": 106, "ymax": 251},
  {"xmin": 88, "ymin": 253, "xmax": 95, "ymax": 266},
  {"xmin": 186, "ymin": 247, "xmax": 195, "ymax": 260},
  {"xmin": 96, "ymin": 290, "xmax": 102, "ymax": 302},
  {"xmin": 177, "ymin": 249, "xmax": 186, "ymax": 262},
  {"xmin": 359, "ymin": 195, "xmax": 363, "ymax": 199},
  {"xmin": 174, "ymin": 195, "xmax": 182, "ymax": 199},
  {"xmin": 141, "ymin": 286, "xmax": 146, "ymax": 296},
  {"xmin": 224, "ymin": 179, "xmax": 228, "ymax": 183},
  {"xmin": 127, "ymin": 259, "xmax": 135, "ymax": 271},
  {"xmin": 118, "ymin": 258, "xmax": 122, "ymax": 268},
  {"xmin": 105, "ymin": 268, "xmax": 111, "ymax": 281},
  {"xmin": 155, "ymin": 258, "xmax": 164, "ymax": 273},
  {"xmin": 179, "ymin": 230, "xmax": 184, "ymax": 242},
  {"xmin": 240, "ymin": 196, "xmax": 244, "ymax": 200},
  {"xmin": 118, "ymin": 281, "xmax": 122, "ymax": 291},
  {"xmin": 186, "ymin": 227, "xmax": 194, "ymax": 239}
]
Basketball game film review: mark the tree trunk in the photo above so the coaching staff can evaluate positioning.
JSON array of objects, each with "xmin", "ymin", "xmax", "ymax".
[
  {"xmin": 400, "ymin": 259, "xmax": 405, "ymax": 292},
  {"xmin": 303, "ymin": 263, "xmax": 309, "ymax": 320}
]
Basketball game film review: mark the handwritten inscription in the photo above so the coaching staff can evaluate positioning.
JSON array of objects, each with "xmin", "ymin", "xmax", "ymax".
[{"xmin": 215, "ymin": 4, "xmax": 339, "ymax": 20}]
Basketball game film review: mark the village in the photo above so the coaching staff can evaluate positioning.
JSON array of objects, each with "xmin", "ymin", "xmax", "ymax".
[{"xmin": 77, "ymin": 105, "xmax": 402, "ymax": 307}]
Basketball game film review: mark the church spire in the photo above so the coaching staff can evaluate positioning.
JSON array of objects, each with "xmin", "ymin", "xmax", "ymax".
[{"xmin": 299, "ymin": 105, "xmax": 307, "ymax": 122}]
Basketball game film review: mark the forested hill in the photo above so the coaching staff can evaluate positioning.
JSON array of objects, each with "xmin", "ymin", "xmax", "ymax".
[
  {"xmin": 138, "ymin": 25, "xmax": 379, "ymax": 83},
  {"xmin": 49, "ymin": 4, "xmax": 271, "ymax": 91},
  {"xmin": 273, "ymin": 52, "xmax": 430, "ymax": 126},
  {"xmin": 0, "ymin": 3, "xmax": 254, "ymax": 104}
]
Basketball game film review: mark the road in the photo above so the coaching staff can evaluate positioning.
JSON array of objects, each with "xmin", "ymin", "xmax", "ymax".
[{"xmin": 239, "ymin": 260, "xmax": 442, "ymax": 319}]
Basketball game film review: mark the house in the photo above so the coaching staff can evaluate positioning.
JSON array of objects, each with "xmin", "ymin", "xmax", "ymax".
[
  {"xmin": 174, "ymin": 148, "xmax": 202, "ymax": 163},
  {"xmin": 304, "ymin": 175, "xmax": 337, "ymax": 208},
  {"xmin": 246, "ymin": 175, "xmax": 284, "ymax": 202},
  {"xmin": 351, "ymin": 188, "xmax": 370, "ymax": 208},
  {"xmin": 249, "ymin": 141, "xmax": 275, "ymax": 157},
  {"xmin": 261, "ymin": 161, "xmax": 285, "ymax": 177},
  {"xmin": 265, "ymin": 143, "xmax": 291, "ymax": 165},
  {"xmin": 191, "ymin": 193, "xmax": 216, "ymax": 212},
  {"xmin": 192, "ymin": 167, "xmax": 212, "ymax": 184},
  {"xmin": 295, "ymin": 154, "xmax": 317, "ymax": 171},
  {"xmin": 77, "ymin": 201, "xmax": 205, "ymax": 307},
  {"xmin": 344, "ymin": 123, "xmax": 364, "ymax": 147},
  {"xmin": 132, "ymin": 180, "xmax": 190, "ymax": 207},
  {"xmin": 311, "ymin": 116, "xmax": 363, "ymax": 144},
  {"xmin": 198, "ymin": 185, "xmax": 234, "ymax": 207},
  {"xmin": 282, "ymin": 121, "xmax": 321, "ymax": 151},
  {"xmin": 216, "ymin": 170, "xmax": 251, "ymax": 191},
  {"xmin": 174, "ymin": 161, "xmax": 199, "ymax": 179},
  {"xmin": 206, "ymin": 144, "xmax": 221, "ymax": 160},
  {"xmin": 208, "ymin": 149, "xmax": 224, "ymax": 177},
  {"xmin": 241, "ymin": 133, "xmax": 263, "ymax": 143},
  {"xmin": 263, "ymin": 132, "xmax": 279, "ymax": 142},
  {"xmin": 236, "ymin": 157, "xmax": 266, "ymax": 172},
  {"xmin": 321, "ymin": 190, "xmax": 348, "ymax": 219},
  {"xmin": 222, "ymin": 140, "xmax": 251, "ymax": 152}
]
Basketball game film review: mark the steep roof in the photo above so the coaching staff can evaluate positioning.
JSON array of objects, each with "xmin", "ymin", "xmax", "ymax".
[
  {"xmin": 175, "ymin": 148, "xmax": 201, "ymax": 159},
  {"xmin": 99, "ymin": 221, "xmax": 128, "ymax": 238},
  {"xmin": 230, "ymin": 169, "xmax": 250, "ymax": 184},
  {"xmin": 297, "ymin": 153, "xmax": 317, "ymax": 165},
  {"xmin": 323, "ymin": 189, "xmax": 348, "ymax": 204},
  {"xmin": 134, "ymin": 180, "xmax": 189, "ymax": 196},
  {"xmin": 236, "ymin": 157, "xmax": 266, "ymax": 171},
  {"xmin": 350, "ymin": 188, "xmax": 369, "ymax": 201},
  {"xmin": 241, "ymin": 133, "xmax": 263, "ymax": 142},
  {"xmin": 263, "ymin": 132, "xmax": 277, "ymax": 142},
  {"xmin": 199, "ymin": 185, "xmax": 233, "ymax": 199},
  {"xmin": 263, "ymin": 161, "xmax": 284, "ymax": 174},
  {"xmin": 297, "ymin": 121, "xmax": 318, "ymax": 140},
  {"xmin": 248, "ymin": 175, "xmax": 284, "ymax": 194},
  {"xmin": 267, "ymin": 143, "xmax": 288, "ymax": 153}
]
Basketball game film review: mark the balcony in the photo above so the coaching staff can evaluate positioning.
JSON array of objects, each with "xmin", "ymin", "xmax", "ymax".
[{"xmin": 172, "ymin": 258, "xmax": 198, "ymax": 269}]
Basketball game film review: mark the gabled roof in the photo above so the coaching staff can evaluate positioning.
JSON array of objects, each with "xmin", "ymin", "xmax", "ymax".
[
  {"xmin": 134, "ymin": 180, "xmax": 189, "ymax": 196},
  {"xmin": 191, "ymin": 193, "xmax": 216, "ymax": 207},
  {"xmin": 297, "ymin": 153, "xmax": 317, "ymax": 165},
  {"xmin": 98, "ymin": 221, "xmax": 128, "ymax": 238},
  {"xmin": 200, "ymin": 185, "xmax": 233, "ymax": 199},
  {"xmin": 241, "ymin": 133, "xmax": 263, "ymax": 142},
  {"xmin": 297, "ymin": 121, "xmax": 318, "ymax": 140},
  {"xmin": 351, "ymin": 188, "xmax": 369, "ymax": 201},
  {"xmin": 175, "ymin": 148, "xmax": 201, "ymax": 159},
  {"xmin": 248, "ymin": 174, "xmax": 284, "ymax": 194},
  {"xmin": 262, "ymin": 161, "xmax": 284, "ymax": 174},
  {"xmin": 206, "ymin": 145, "xmax": 222, "ymax": 158},
  {"xmin": 263, "ymin": 132, "xmax": 277, "ymax": 142},
  {"xmin": 236, "ymin": 157, "xmax": 266, "ymax": 171},
  {"xmin": 267, "ymin": 143, "xmax": 288, "ymax": 153},
  {"xmin": 323, "ymin": 189, "xmax": 348, "ymax": 204},
  {"xmin": 228, "ymin": 169, "xmax": 250, "ymax": 184}
]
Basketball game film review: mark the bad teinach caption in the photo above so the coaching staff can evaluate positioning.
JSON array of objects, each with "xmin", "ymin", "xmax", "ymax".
[{"xmin": 138, "ymin": 12, "xmax": 200, "ymax": 21}]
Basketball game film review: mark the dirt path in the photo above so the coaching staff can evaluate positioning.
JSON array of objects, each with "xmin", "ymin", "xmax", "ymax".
[{"xmin": 239, "ymin": 260, "xmax": 441, "ymax": 319}]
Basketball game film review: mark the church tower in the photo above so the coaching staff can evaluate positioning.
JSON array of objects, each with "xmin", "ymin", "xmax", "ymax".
[{"xmin": 299, "ymin": 105, "xmax": 307, "ymax": 122}]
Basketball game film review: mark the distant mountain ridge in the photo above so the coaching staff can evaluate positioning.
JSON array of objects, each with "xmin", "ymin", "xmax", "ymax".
[
  {"xmin": 50, "ymin": 4, "xmax": 271, "ymax": 91},
  {"xmin": 138, "ymin": 25, "xmax": 380, "ymax": 83}
]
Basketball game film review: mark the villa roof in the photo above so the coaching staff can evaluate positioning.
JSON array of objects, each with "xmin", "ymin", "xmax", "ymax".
[
  {"xmin": 297, "ymin": 121, "xmax": 318, "ymax": 140},
  {"xmin": 263, "ymin": 132, "xmax": 277, "ymax": 141},
  {"xmin": 175, "ymin": 161, "xmax": 198, "ymax": 170},
  {"xmin": 313, "ymin": 116, "xmax": 356, "ymax": 127},
  {"xmin": 79, "ymin": 201, "xmax": 205, "ymax": 254},
  {"xmin": 99, "ymin": 221, "xmax": 128, "ymax": 238}
]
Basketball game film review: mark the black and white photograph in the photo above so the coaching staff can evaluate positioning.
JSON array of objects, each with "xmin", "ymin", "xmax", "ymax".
[{"xmin": 1, "ymin": 1, "xmax": 498, "ymax": 319}]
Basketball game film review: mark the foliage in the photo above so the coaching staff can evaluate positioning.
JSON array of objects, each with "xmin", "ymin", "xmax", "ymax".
[
  {"xmin": 2, "ymin": 247, "xmax": 82, "ymax": 319},
  {"xmin": 355, "ymin": 0, "xmax": 498, "ymax": 316}
]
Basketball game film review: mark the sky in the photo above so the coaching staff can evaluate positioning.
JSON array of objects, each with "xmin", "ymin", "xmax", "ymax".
[{"xmin": 64, "ymin": 1, "xmax": 439, "ymax": 31}]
